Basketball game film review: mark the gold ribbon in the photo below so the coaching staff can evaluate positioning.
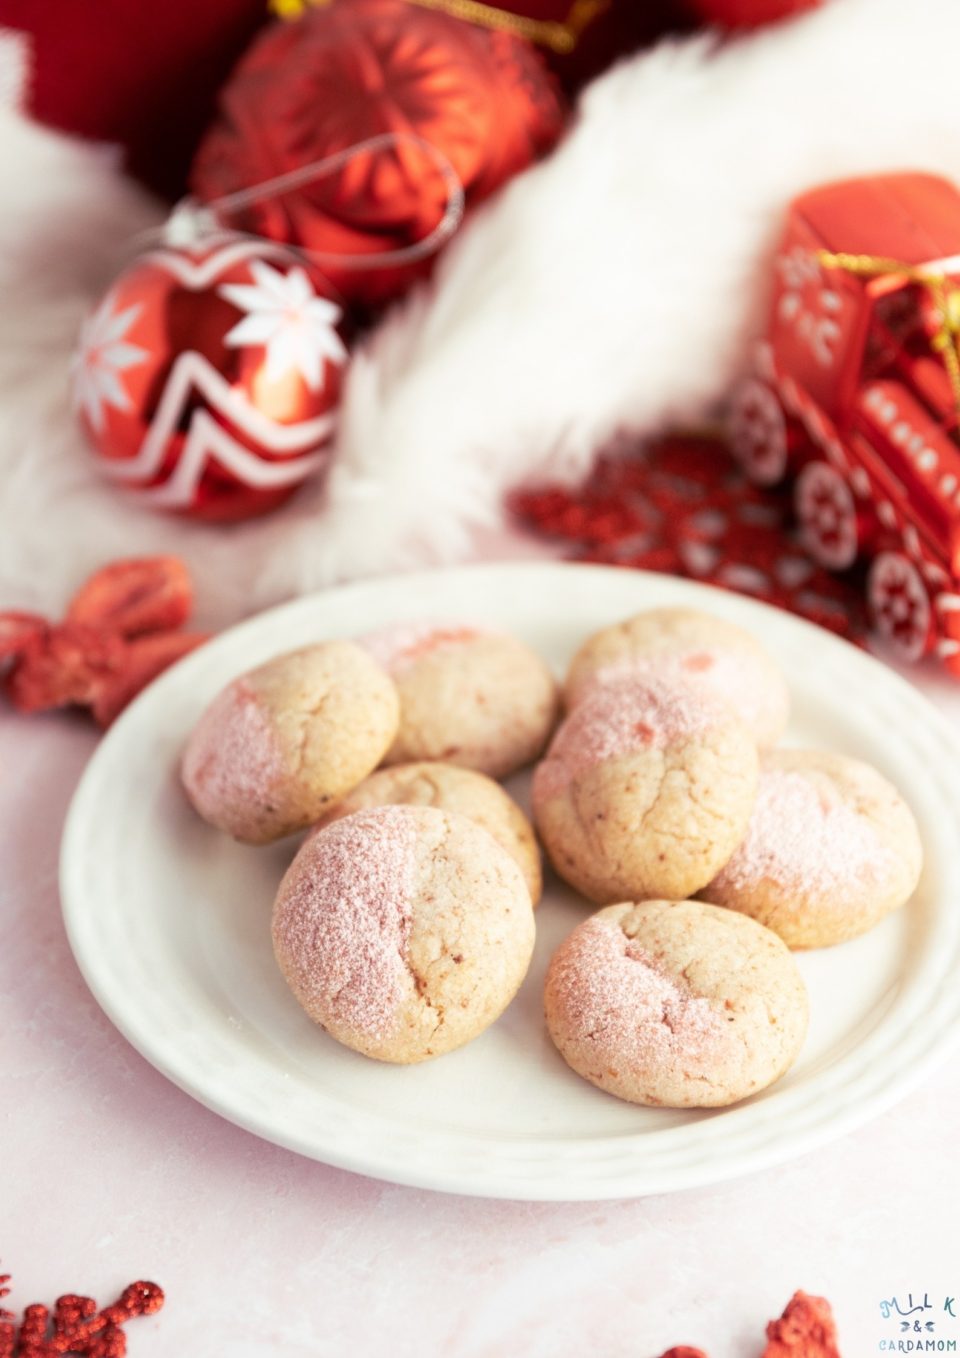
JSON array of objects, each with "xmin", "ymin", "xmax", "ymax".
[
  {"xmin": 269, "ymin": 0, "xmax": 610, "ymax": 53},
  {"xmin": 817, "ymin": 248, "xmax": 960, "ymax": 419}
]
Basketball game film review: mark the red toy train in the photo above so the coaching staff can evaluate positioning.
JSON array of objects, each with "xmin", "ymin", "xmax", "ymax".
[{"xmin": 729, "ymin": 172, "xmax": 960, "ymax": 672}]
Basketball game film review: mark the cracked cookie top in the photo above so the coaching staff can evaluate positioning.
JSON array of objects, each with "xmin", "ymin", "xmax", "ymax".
[
  {"xmin": 272, "ymin": 805, "xmax": 536, "ymax": 1064},
  {"xmin": 533, "ymin": 673, "xmax": 718, "ymax": 802},
  {"xmin": 359, "ymin": 621, "xmax": 560, "ymax": 779},
  {"xmin": 703, "ymin": 749, "xmax": 923, "ymax": 949},
  {"xmin": 564, "ymin": 607, "xmax": 789, "ymax": 748},
  {"xmin": 532, "ymin": 674, "xmax": 759, "ymax": 904},
  {"xmin": 544, "ymin": 899, "xmax": 808, "ymax": 1108},
  {"xmin": 273, "ymin": 806, "xmax": 418, "ymax": 1041},
  {"xmin": 310, "ymin": 760, "xmax": 543, "ymax": 905},
  {"xmin": 181, "ymin": 641, "xmax": 400, "ymax": 844}
]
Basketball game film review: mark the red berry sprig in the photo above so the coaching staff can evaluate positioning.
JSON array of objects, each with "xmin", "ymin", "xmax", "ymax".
[{"xmin": 0, "ymin": 1275, "xmax": 162, "ymax": 1358}]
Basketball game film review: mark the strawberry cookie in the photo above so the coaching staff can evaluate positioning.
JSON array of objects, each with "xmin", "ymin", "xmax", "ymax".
[
  {"xmin": 181, "ymin": 641, "xmax": 399, "ymax": 844},
  {"xmin": 360, "ymin": 621, "xmax": 559, "ymax": 778},
  {"xmin": 533, "ymin": 674, "xmax": 758, "ymax": 903},
  {"xmin": 272, "ymin": 805, "xmax": 536, "ymax": 1063},
  {"xmin": 564, "ymin": 608, "xmax": 789, "ymax": 747},
  {"xmin": 703, "ymin": 749, "xmax": 923, "ymax": 948},
  {"xmin": 544, "ymin": 899, "xmax": 808, "ymax": 1107},
  {"xmin": 312, "ymin": 760, "xmax": 542, "ymax": 904}
]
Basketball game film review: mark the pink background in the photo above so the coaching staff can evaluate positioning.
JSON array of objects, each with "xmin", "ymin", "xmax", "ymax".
[{"xmin": 3, "ymin": 544, "xmax": 959, "ymax": 1357}]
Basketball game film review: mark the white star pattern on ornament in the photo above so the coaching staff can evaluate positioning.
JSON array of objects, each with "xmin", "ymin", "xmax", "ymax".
[
  {"xmin": 72, "ymin": 297, "xmax": 149, "ymax": 433},
  {"xmin": 219, "ymin": 261, "xmax": 347, "ymax": 392}
]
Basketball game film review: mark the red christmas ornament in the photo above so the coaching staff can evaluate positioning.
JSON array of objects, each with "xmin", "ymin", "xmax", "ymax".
[
  {"xmin": 685, "ymin": 0, "xmax": 821, "ymax": 25},
  {"xmin": 190, "ymin": 0, "xmax": 565, "ymax": 307},
  {"xmin": 73, "ymin": 231, "xmax": 348, "ymax": 521},
  {"xmin": 728, "ymin": 171, "xmax": 960, "ymax": 677}
]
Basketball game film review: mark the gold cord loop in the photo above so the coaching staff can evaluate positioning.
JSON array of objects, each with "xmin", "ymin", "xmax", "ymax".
[
  {"xmin": 270, "ymin": 0, "xmax": 609, "ymax": 53},
  {"xmin": 817, "ymin": 248, "xmax": 960, "ymax": 418}
]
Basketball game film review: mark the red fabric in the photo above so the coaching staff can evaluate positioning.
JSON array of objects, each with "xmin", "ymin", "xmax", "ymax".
[
  {"xmin": 684, "ymin": 0, "xmax": 821, "ymax": 24},
  {"xmin": 548, "ymin": 0, "xmax": 694, "ymax": 87},
  {"xmin": 0, "ymin": 0, "xmax": 269, "ymax": 196},
  {"xmin": 510, "ymin": 433, "xmax": 869, "ymax": 643}
]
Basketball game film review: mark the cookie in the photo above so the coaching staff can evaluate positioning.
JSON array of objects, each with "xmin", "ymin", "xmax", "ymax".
[
  {"xmin": 272, "ymin": 805, "xmax": 536, "ymax": 1063},
  {"xmin": 312, "ymin": 760, "xmax": 542, "ymax": 904},
  {"xmin": 564, "ymin": 607, "xmax": 789, "ymax": 747},
  {"xmin": 360, "ymin": 621, "xmax": 559, "ymax": 778},
  {"xmin": 532, "ymin": 674, "xmax": 758, "ymax": 903},
  {"xmin": 181, "ymin": 641, "xmax": 399, "ymax": 844},
  {"xmin": 544, "ymin": 899, "xmax": 808, "ymax": 1107},
  {"xmin": 702, "ymin": 749, "xmax": 923, "ymax": 948}
]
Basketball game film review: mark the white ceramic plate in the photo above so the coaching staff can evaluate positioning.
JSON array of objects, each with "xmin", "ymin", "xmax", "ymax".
[{"xmin": 61, "ymin": 563, "xmax": 960, "ymax": 1200}]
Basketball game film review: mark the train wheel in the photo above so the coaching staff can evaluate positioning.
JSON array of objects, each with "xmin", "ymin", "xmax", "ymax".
[
  {"xmin": 867, "ymin": 552, "xmax": 933, "ymax": 663},
  {"xmin": 794, "ymin": 461, "xmax": 859, "ymax": 570},
  {"xmin": 728, "ymin": 378, "xmax": 788, "ymax": 485}
]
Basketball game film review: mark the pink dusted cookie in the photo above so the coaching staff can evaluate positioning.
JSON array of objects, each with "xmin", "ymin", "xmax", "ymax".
[
  {"xmin": 544, "ymin": 899, "xmax": 808, "ymax": 1108},
  {"xmin": 311, "ymin": 760, "xmax": 542, "ymax": 905},
  {"xmin": 359, "ymin": 621, "xmax": 559, "ymax": 779},
  {"xmin": 532, "ymin": 673, "xmax": 758, "ymax": 904},
  {"xmin": 272, "ymin": 805, "xmax": 536, "ymax": 1063},
  {"xmin": 181, "ymin": 641, "xmax": 399, "ymax": 844},
  {"xmin": 702, "ymin": 749, "xmax": 923, "ymax": 948},
  {"xmin": 564, "ymin": 608, "xmax": 789, "ymax": 747}
]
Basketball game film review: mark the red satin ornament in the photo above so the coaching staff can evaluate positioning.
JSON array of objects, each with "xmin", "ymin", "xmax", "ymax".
[
  {"xmin": 73, "ymin": 232, "xmax": 348, "ymax": 521},
  {"xmin": 190, "ymin": 0, "xmax": 565, "ymax": 307},
  {"xmin": 685, "ymin": 0, "xmax": 821, "ymax": 25}
]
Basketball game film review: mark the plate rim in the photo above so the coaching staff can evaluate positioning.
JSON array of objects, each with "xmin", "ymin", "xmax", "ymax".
[{"xmin": 59, "ymin": 561, "xmax": 960, "ymax": 1200}]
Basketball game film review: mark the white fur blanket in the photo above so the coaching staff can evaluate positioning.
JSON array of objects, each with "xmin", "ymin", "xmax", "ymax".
[{"xmin": 2, "ymin": 0, "xmax": 960, "ymax": 626}]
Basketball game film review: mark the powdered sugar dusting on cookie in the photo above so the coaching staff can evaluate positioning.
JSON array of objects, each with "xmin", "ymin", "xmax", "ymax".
[
  {"xmin": 358, "ymin": 621, "xmax": 485, "ymax": 674},
  {"xmin": 549, "ymin": 915, "xmax": 726, "ymax": 1073},
  {"xmin": 534, "ymin": 674, "xmax": 720, "ymax": 799},
  {"xmin": 182, "ymin": 680, "xmax": 285, "ymax": 807},
  {"xmin": 710, "ymin": 765, "xmax": 891, "ymax": 901},
  {"xmin": 272, "ymin": 806, "xmax": 418, "ymax": 1038},
  {"xmin": 589, "ymin": 646, "xmax": 786, "ymax": 744}
]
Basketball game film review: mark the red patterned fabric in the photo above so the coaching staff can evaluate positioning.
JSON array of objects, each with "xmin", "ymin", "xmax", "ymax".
[
  {"xmin": 0, "ymin": 0, "xmax": 268, "ymax": 197},
  {"xmin": 510, "ymin": 434, "xmax": 869, "ymax": 643}
]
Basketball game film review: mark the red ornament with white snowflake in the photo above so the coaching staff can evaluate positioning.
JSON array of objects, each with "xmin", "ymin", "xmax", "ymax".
[
  {"xmin": 729, "ymin": 171, "xmax": 960, "ymax": 674},
  {"xmin": 73, "ymin": 230, "xmax": 348, "ymax": 521}
]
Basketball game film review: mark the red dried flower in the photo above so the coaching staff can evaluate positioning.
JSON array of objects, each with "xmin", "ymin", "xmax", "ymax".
[
  {"xmin": 0, "ymin": 612, "xmax": 48, "ymax": 662},
  {"xmin": 657, "ymin": 1289, "xmax": 841, "ymax": 1358},
  {"xmin": 91, "ymin": 630, "xmax": 210, "ymax": 728},
  {"xmin": 1, "ymin": 556, "xmax": 207, "ymax": 726},
  {"xmin": 66, "ymin": 557, "xmax": 192, "ymax": 638},
  {"xmin": 763, "ymin": 1291, "xmax": 841, "ymax": 1357},
  {"xmin": 4, "ymin": 624, "xmax": 127, "ymax": 713}
]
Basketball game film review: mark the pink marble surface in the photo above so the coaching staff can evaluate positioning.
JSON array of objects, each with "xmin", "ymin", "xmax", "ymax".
[{"xmin": 3, "ymin": 570, "xmax": 960, "ymax": 1357}]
